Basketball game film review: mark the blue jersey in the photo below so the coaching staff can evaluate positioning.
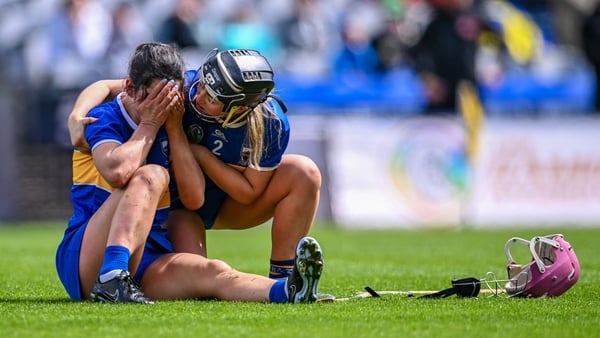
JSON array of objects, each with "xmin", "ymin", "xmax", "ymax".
[
  {"xmin": 182, "ymin": 69, "xmax": 290, "ymax": 169},
  {"xmin": 174, "ymin": 70, "xmax": 290, "ymax": 227},
  {"xmin": 69, "ymin": 95, "xmax": 171, "ymax": 232},
  {"xmin": 57, "ymin": 95, "xmax": 173, "ymax": 299}
]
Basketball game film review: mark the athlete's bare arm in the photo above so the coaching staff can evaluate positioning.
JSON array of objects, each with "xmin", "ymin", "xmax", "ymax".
[
  {"xmin": 189, "ymin": 144, "xmax": 273, "ymax": 205},
  {"xmin": 68, "ymin": 79, "xmax": 124, "ymax": 151}
]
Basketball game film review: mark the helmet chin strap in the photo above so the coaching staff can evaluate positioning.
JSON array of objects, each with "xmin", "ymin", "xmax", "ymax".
[
  {"xmin": 221, "ymin": 94, "xmax": 288, "ymax": 128},
  {"xmin": 221, "ymin": 107, "xmax": 252, "ymax": 128},
  {"xmin": 189, "ymin": 80, "xmax": 288, "ymax": 129}
]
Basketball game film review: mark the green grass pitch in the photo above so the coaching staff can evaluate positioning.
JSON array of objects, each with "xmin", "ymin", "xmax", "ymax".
[{"xmin": 1, "ymin": 222, "xmax": 599, "ymax": 337}]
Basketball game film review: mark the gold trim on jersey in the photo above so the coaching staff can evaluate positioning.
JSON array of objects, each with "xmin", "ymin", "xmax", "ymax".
[
  {"xmin": 72, "ymin": 151, "xmax": 171, "ymax": 209},
  {"xmin": 72, "ymin": 151, "xmax": 113, "ymax": 191}
]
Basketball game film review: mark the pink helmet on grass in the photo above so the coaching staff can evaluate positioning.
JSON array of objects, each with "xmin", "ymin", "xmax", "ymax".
[{"xmin": 504, "ymin": 234, "xmax": 580, "ymax": 298}]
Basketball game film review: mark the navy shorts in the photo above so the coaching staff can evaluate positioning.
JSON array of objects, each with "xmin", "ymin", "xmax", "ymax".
[{"xmin": 171, "ymin": 184, "xmax": 227, "ymax": 229}]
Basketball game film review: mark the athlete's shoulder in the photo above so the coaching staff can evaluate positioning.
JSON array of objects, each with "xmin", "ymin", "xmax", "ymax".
[
  {"xmin": 85, "ymin": 96, "xmax": 131, "ymax": 147},
  {"xmin": 184, "ymin": 69, "xmax": 200, "ymax": 85},
  {"xmin": 266, "ymin": 99, "xmax": 288, "ymax": 119},
  {"xmin": 88, "ymin": 97, "xmax": 120, "ymax": 119}
]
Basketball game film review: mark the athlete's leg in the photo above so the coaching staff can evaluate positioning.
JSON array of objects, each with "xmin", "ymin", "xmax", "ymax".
[
  {"xmin": 141, "ymin": 252, "xmax": 275, "ymax": 301},
  {"xmin": 213, "ymin": 154, "xmax": 321, "ymax": 261},
  {"xmin": 166, "ymin": 209, "xmax": 207, "ymax": 256},
  {"xmin": 79, "ymin": 164, "xmax": 169, "ymax": 299}
]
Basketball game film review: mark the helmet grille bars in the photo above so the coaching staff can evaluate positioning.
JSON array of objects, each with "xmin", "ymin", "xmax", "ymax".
[{"xmin": 190, "ymin": 48, "xmax": 278, "ymax": 127}]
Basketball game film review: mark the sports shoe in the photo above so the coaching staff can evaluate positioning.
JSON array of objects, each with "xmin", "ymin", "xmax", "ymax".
[
  {"xmin": 90, "ymin": 270, "xmax": 154, "ymax": 304},
  {"xmin": 287, "ymin": 237, "xmax": 324, "ymax": 303}
]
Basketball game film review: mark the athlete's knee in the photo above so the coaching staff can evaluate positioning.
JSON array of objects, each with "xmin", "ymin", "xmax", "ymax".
[
  {"xmin": 206, "ymin": 258, "xmax": 234, "ymax": 275},
  {"xmin": 286, "ymin": 155, "xmax": 322, "ymax": 191},
  {"xmin": 303, "ymin": 157, "xmax": 322, "ymax": 189},
  {"xmin": 130, "ymin": 164, "xmax": 170, "ymax": 193}
]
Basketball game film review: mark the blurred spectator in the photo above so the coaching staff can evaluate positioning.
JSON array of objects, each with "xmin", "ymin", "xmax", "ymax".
[
  {"xmin": 24, "ymin": 0, "xmax": 112, "ymax": 86},
  {"xmin": 369, "ymin": 0, "xmax": 428, "ymax": 72},
  {"xmin": 582, "ymin": 2, "xmax": 600, "ymax": 114},
  {"xmin": 23, "ymin": 0, "xmax": 112, "ymax": 144},
  {"xmin": 550, "ymin": 0, "xmax": 591, "ymax": 48},
  {"xmin": 0, "ymin": 0, "xmax": 594, "ymax": 145},
  {"xmin": 219, "ymin": 1, "xmax": 281, "ymax": 64},
  {"xmin": 106, "ymin": 1, "xmax": 153, "ymax": 78},
  {"xmin": 333, "ymin": 13, "xmax": 380, "ymax": 81},
  {"xmin": 371, "ymin": 17, "xmax": 407, "ymax": 72},
  {"xmin": 410, "ymin": 0, "xmax": 481, "ymax": 114},
  {"xmin": 155, "ymin": 0, "xmax": 205, "ymax": 49},
  {"xmin": 277, "ymin": 0, "xmax": 336, "ymax": 78}
]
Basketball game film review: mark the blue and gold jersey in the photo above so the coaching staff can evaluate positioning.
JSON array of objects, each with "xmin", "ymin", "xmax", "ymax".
[{"xmin": 68, "ymin": 95, "xmax": 171, "ymax": 231}]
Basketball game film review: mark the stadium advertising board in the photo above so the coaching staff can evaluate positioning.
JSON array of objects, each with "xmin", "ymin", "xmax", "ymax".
[
  {"xmin": 467, "ymin": 118, "xmax": 600, "ymax": 227},
  {"xmin": 319, "ymin": 116, "xmax": 600, "ymax": 228},
  {"xmin": 325, "ymin": 116, "xmax": 467, "ymax": 228}
]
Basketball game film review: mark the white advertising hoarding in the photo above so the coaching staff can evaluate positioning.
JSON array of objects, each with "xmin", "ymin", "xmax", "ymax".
[
  {"xmin": 319, "ymin": 116, "xmax": 600, "ymax": 228},
  {"xmin": 467, "ymin": 118, "xmax": 600, "ymax": 226},
  {"xmin": 326, "ymin": 116, "xmax": 468, "ymax": 228}
]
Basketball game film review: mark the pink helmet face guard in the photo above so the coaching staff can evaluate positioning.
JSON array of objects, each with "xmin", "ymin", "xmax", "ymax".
[{"xmin": 504, "ymin": 234, "xmax": 580, "ymax": 298}]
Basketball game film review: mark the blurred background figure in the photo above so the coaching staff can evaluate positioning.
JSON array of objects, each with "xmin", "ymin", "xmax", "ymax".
[
  {"xmin": 369, "ymin": 0, "xmax": 427, "ymax": 73},
  {"xmin": 219, "ymin": 0, "xmax": 282, "ymax": 65},
  {"xmin": 23, "ymin": 0, "xmax": 112, "ymax": 145},
  {"xmin": 277, "ymin": 0, "xmax": 336, "ymax": 78},
  {"xmin": 409, "ymin": 0, "xmax": 481, "ymax": 114},
  {"xmin": 582, "ymin": 2, "xmax": 600, "ymax": 114},
  {"xmin": 333, "ymin": 10, "xmax": 379, "ymax": 83},
  {"xmin": 106, "ymin": 1, "xmax": 153, "ymax": 78},
  {"xmin": 0, "ymin": 0, "xmax": 598, "ymax": 222},
  {"xmin": 155, "ymin": 0, "xmax": 205, "ymax": 49}
]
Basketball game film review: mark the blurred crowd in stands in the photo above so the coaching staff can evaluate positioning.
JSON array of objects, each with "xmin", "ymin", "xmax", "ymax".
[{"xmin": 1, "ymin": 0, "xmax": 599, "ymax": 146}]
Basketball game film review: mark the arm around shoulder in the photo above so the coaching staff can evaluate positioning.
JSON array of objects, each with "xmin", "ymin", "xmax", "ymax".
[{"xmin": 68, "ymin": 80, "xmax": 125, "ymax": 150}]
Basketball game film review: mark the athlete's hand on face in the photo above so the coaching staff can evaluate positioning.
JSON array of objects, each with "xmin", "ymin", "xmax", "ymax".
[
  {"xmin": 165, "ymin": 90, "xmax": 185, "ymax": 131},
  {"xmin": 137, "ymin": 79, "xmax": 180, "ymax": 129},
  {"xmin": 68, "ymin": 115, "xmax": 98, "ymax": 153}
]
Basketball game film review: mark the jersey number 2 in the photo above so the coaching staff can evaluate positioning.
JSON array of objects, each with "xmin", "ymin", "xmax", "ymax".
[{"xmin": 211, "ymin": 140, "xmax": 223, "ymax": 156}]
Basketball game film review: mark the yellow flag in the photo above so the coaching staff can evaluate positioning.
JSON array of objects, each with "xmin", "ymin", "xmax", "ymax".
[
  {"xmin": 484, "ymin": 0, "xmax": 542, "ymax": 65},
  {"xmin": 458, "ymin": 80, "xmax": 484, "ymax": 164}
]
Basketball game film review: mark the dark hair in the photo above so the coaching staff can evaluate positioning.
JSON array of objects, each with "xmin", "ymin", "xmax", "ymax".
[{"xmin": 128, "ymin": 43, "xmax": 185, "ymax": 97}]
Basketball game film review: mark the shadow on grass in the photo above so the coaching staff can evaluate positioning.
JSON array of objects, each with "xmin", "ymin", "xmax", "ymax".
[{"xmin": 0, "ymin": 297, "xmax": 74, "ymax": 304}]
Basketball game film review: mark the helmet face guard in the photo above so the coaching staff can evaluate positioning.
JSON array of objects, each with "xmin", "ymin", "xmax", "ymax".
[
  {"xmin": 189, "ymin": 49, "xmax": 275, "ymax": 127},
  {"xmin": 504, "ymin": 234, "xmax": 580, "ymax": 298},
  {"xmin": 359, "ymin": 234, "xmax": 579, "ymax": 301}
]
